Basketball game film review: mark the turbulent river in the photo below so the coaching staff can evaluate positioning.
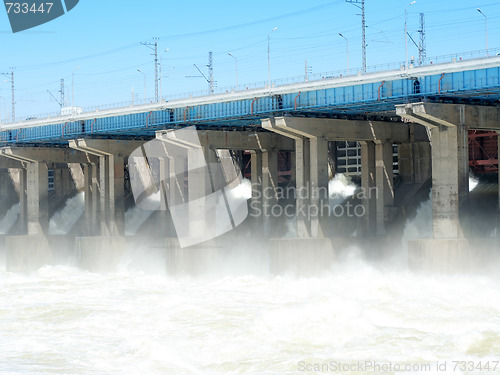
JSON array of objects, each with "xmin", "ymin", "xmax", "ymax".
[
  {"xmin": 1, "ymin": 176, "xmax": 499, "ymax": 374},
  {"xmin": 1, "ymin": 255, "xmax": 500, "ymax": 375}
]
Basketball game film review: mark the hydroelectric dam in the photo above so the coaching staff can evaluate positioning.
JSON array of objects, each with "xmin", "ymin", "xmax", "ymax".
[{"xmin": 1, "ymin": 53, "xmax": 500, "ymax": 273}]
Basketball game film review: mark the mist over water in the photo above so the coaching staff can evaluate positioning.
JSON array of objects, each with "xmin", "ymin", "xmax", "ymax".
[
  {"xmin": 125, "ymin": 205, "xmax": 155, "ymax": 236},
  {"xmin": 49, "ymin": 193, "xmax": 85, "ymax": 235},
  {"xmin": 1, "ymin": 176, "xmax": 499, "ymax": 374},
  {"xmin": 0, "ymin": 203, "xmax": 19, "ymax": 235},
  {"xmin": 401, "ymin": 175, "xmax": 483, "ymax": 248}
]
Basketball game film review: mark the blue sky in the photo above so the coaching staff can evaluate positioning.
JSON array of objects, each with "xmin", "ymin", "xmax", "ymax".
[{"xmin": 0, "ymin": 0, "xmax": 499, "ymax": 120}]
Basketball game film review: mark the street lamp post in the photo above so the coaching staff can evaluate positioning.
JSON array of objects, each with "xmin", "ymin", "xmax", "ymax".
[
  {"xmin": 268, "ymin": 27, "xmax": 278, "ymax": 89},
  {"xmin": 137, "ymin": 69, "xmax": 147, "ymax": 103},
  {"xmin": 405, "ymin": 1, "xmax": 416, "ymax": 70},
  {"xmin": 228, "ymin": 52, "xmax": 238, "ymax": 91},
  {"xmin": 339, "ymin": 33, "xmax": 350, "ymax": 72},
  {"xmin": 477, "ymin": 8, "xmax": 488, "ymax": 56}
]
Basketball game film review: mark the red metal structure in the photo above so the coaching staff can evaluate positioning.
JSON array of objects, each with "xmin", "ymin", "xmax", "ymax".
[{"xmin": 469, "ymin": 131, "xmax": 498, "ymax": 174}]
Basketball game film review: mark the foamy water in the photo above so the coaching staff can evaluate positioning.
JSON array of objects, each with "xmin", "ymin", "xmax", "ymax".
[
  {"xmin": 1, "ymin": 258, "xmax": 500, "ymax": 375},
  {"xmin": 2, "ymin": 176, "xmax": 499, "ymax": 374}
]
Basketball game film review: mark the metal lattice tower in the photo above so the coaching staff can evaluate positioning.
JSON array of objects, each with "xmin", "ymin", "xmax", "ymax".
[
  {"xmin": 208, "ymin": 52, "xmax": 214, "ymax": 94},
  {"xmin": 418, "ymin": 13, "xmax": 426, "ymax": 65},
  {"xmin": 60, "ymin": 79, "xmax": 65, "ymax": 108},
  {"xmin": 154, "ymin": 40, "xmax": 158, "ymax": 101},
  {"xmin": 11, "ymin": 70, "xmax": 14, "ymax": 122},
  {"xmin": 346, "ymin": 0, "xmax": 366, "ymax": 73},
  {"xmin": 141, "ymin": 39, "xmax": 159, "ymax": 102}
]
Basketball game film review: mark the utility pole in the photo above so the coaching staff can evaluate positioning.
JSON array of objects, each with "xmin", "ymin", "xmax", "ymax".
[
  {"xmin": 208, "ymin": 51, "xmax": 214, "ymax": 94},
  {"xmin": 418, "ymin": 13, "xmax": 426, "ymax": 65},
  {"xmin": 141, "ymin": 38, "xmax": 159, "ymax": 102},
  {"xmin": 2, "ymin": 70, "xmax": 15, "ymax": 122},
  {"xmin": 10, "ymin": 70, "xmax": 14, "ymax": 122},
  {"xmin": 345, "ymin": 0, "xmax": 366, "ymax": 73},
  {"xmin": 154, "ymin": 38, "xmax": 158, "ymax": 100},
  {"xmin": 60, "ymin": 79, "xmax": 65, "ymax": 108}
]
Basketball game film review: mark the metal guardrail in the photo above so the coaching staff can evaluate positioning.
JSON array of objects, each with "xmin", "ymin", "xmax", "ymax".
[
  {"xmin": 2, "ymin": 68, "xmax": 500, "ymax": 144},
  {"xmin": 2, "ymin": 47, "xmax": 500, "ymax": 125}
]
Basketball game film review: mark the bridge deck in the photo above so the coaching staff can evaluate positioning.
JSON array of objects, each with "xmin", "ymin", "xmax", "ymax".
[{"xmin": 2, "ymin": 56, "xmax": 500, "ymax": 145}]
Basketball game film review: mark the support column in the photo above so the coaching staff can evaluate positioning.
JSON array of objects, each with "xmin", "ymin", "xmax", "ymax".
[
  {"xmin": 375, "ymin": 142, "xmax": 394, "ymax": 235},
  {"xmin": 95, "ymin": 154, "xmax": 125, "ymax": 236},
  {"xmin": 261, "ymin": 118, "xmax": 336, "ymax": 274},
  {"xmin": 250, "ymin": 151, "xmax": 263, "ymax": 218},
  {"xmin": 18, "ymin": 168, "xmax": 27, "ymax": 234},
  {"xmin": 0, "ymin": 147, "xmax": 90, "ymax": 271},
  {"xmin": 309, "ymin": 137, "xmax": 329, "ymax": 237},
  {"xmin": 83, "ymin": 163, "xmax": 99, "ymax": 235},
  {"xmin": 26, "ymin": 162, "xmax": 48, "ymax": 235},
  {"xmin": 360, "ymin": 141, "xmax": 376, "ymax": 236},
  {"xmin": 431, "ymin": 125, "xmax": 468, "ymax": 238},
  {"xmin": 262, "ymin": 149, "xmax": 279, "ymax": 236},
  {"xmin": 112, "ymin": 155, "xmax": 125, "ymax": 236},
  {"xmin": 394, "ymin": 103, "xmax": 498, "ymax": 271},
  {"xmin": 70, "ymin": 139, "xmax": 141, "ymax": 237},
  {"xmin": 295, "ymin": 137, "xmax": 309, "ymax": 237},
  {"xmin": 99, "ymin": 155, "xmax": 111, "ymax": 235},
  {"xmin": 457, "ymin": 122, "xmax": 469, "ymax": 207}
]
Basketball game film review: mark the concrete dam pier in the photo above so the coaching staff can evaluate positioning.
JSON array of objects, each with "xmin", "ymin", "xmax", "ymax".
[{"xmin": 0, "ymin": 56, "xmax": 499, "ymax": 273}]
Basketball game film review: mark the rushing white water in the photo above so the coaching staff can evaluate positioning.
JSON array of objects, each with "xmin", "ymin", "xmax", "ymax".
[
  {"xmin": 2, "ymin": 177, "xmax": 498, "ymax": 374},
  {"xmin": 1, "ymin": 258, "xmax": 500, "ymax": 375},
  {"xmin": 402, "ymin": 194, "xmax": 433, "ymax": 241},
  {"xmin": 49, "ymin": 193, "xmax": 85, "ymax": 235},
  {"xmin": 329, "ymin": 173, "xmax": 357, "ymax": 202},
  {"xmin": 228, "ymin": 178, "xmax": 252, "ymax": 200},
  {"xmin": 469, "ymin": 175, "xmax": 479, "ymax": 192},
  {"xmin": 0, "ymin": 203, "xmax": 19, "ymax": 235}
]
